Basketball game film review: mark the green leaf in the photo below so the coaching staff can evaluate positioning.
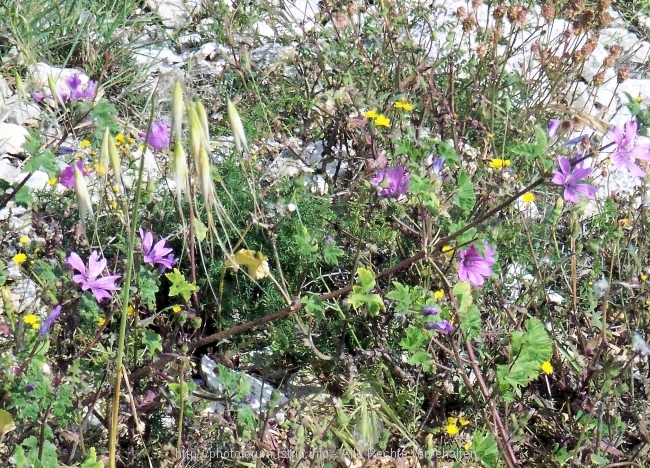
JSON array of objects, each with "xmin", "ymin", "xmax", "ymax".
[
  {"xmin": 22, "ymin": 130, "xmax": 42, "ymax": 155},
  {"xmin": 453, "ymin": 281, "xmax": 472, "ymax": 313},
  {"xmin": 303, "ymin": 294, "xmax": 326, "ymax": 320},
  {"xmin": 456, "ymin": 170, "xmax": 475, "ymax": 213},
  {"xmin": 23, "ymin": 149, "xmax": 58, "ymax": 177},
  {"xmin": 14, "ymin": 186, "xmax": 33, "ymax": 208},
  {"xmin": 460, "ymin": 304, "xmax": 481, "ymax": 339},
  {"xmin": 193, "ymin": 217, "xmax": 207, "ymax": 242},
  {"xmin": 165, "ymin": 268, "xmax": 197, "ymax": 302},
  {"xmin": 436, "ymin": 141, "xmax": 460, "ymax": 168},
  {"xmin": 473, "ymin": 431, "xmax": 499, "ymax": 468},
  {"xmin": 510, "ymin": 125, "xmax": 548, "ymax": 160},
  {"xmin": 294, "ymin": 226, "xmax": 319, "ymax": 263},
  {"xmin": 400, "ymin": 327, "xmax": 428, "ymax": 353},
  {"xmin": 356, "ymin": 267, "xmax": 376, "ymax": 293},
  {"xmin": 323, "ymin": 242, "xmax": 344, "ymax": 265},
  {"xmin": 407, "ymin": 350, "xmax": 431, "ymax": 371},
  {"xmin": 139, "ymin": 267, "xmax": 159, "ymax": 308},
  {"xmin": 142, "ymin": 330, "xmax": 163, "ymax": 357},
  {"xmin": 81, "ymin": 448, "xmax": 104, "ymax": 468},
  {"xmin": 386, "ymin": 282, "xmax": 412, "ymax": 313}
]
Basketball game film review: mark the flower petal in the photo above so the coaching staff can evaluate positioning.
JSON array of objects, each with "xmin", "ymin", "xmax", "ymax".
[{"xmin": 67, "ymin": 252, "xmax": 86, "ymax": 275}]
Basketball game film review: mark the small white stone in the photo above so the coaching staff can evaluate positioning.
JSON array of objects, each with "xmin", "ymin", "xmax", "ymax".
[{"xmin": 0, "ymin": 122, "xmax": 29, "ymax": 154}]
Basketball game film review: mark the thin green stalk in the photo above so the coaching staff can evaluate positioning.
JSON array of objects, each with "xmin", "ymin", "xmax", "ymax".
[{"xmin": 108, "ymin": 118, "xmax": 150, "ymax": 468}]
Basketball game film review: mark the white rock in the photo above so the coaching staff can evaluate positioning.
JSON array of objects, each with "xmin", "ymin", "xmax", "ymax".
[
  {"xmin": 201, "ymin": 355, "xmax": 288, "ymax": 413},
  {"xmin": 20, "ymin": 170, "xmax": 49, "ymax": 191},
  {"xmin": 29, "ymin": 63, "xmax": 91, "ymax": 96},
  {"xmin": 146, "ymin": 0, "xmax": 202, "ymax": 28},
  {"xmin": 0, "ymin": 158, "xmax": 21, "ymax": 183},
  {"xmin": 2, "ymin": 99, "xmax": 42, "ymax": 126},
  {"xmin": 193, "ymin": 42, "xmax": 218, "ymax": 61},
  {"xmin": 0, "ymin": 122, "xmax": 29, "ymax": 154}
]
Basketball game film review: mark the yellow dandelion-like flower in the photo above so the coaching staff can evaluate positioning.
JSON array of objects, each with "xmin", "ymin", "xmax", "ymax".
[
  {"xmin": 111, "ymin": 201, "xmax": 118, "ymax": 210},
  {"xmin": 364, "ymin": 110, "xmax": 378, "ymax": 119},
  {"xmin": 19, "ymin": 236, "xmax": 29, "ymax": 245},
  {"xmin": 394, "ymin": 100, "xmax": 413, "ymax": 111},
  {"xmin": 374, "ymin": 114, "xmax": 390, "ymax": 127},
  {"xmin": 80, "ymin": 139, "xmax": 91, "ymax": 148},
  {"xmin": 463, "ymin": 443, "xmax": 471, "ymax": 450},
  {"xmin": 76, "ymin": 152, "xmax": 83, "ymax": 160},
  {"xmin": 521, "ymin": 192, "xmax": 535, "ymax": 204},
  {"xmin": 459, "ymin": 416, "xmax": 470, "ymax": 426},
  {"xmin": 115, "ymin": 133, "xmax": 125, "ymax": 146},
  {"xmin": 47, "ymin": 177, "xmax": 58, "ymax": 186},
  {"xmin": 172, "ymin": 305, "xmax": 182, "ymax": 313},
  {"xmin": 94, "ymin": 163, "xmax": 106, "ymax": 176},
  {"xmin": 641, "ymin": 274, "xmax": 648, "ymax": 282},
  {"xmin": 487, "ymin": 133, "xmax": 495, "ymax": 140},
  {"xmin": 127, "ymin": 137, "xmax": 134, "ymax": 144},
  {"xmin": 24, "ymin": 314, "xmax": 40, "ymax": 329},
  {"xmin": 636, "ymin": 96, "xmax": 643, "ymax": 103},
  {"xmin": 97, "ymin": 317, "xmax": 106, "ymax": 327},
  {"xmin": 446, "ymin": 423, "xmax": 459, "ymax": 436},
  {"xmin": 442, "ymin": 245, "xmax": 454, "ymax": 255},
  {"xmin": 89, "ymin": 149, "xmax": 96, "ymax": 156},
  {"xmin": 541, "ymin": 361, "xmax": 553, "ymax": 375},
  {"xmin": 127, "ymin": 305, "xmax": 134, "ymax": 315},
  {"xmin": 13, "ymin": 253, "xmax": 27, "ymax": 265},
  {"xmin": 433, "ymin": 290, "xmax": 445, "ymax": 299},
  {"xmin": 489, "ymin": 159, "xmax": 511, "ymax": 169},
  {"xmin": 112, "ymin": 185, "xmax": 120, "ymax": 194}
]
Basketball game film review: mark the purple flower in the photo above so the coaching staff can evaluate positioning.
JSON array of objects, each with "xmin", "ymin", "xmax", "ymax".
[
  {"xmin": 39, "ymin": 305, "xmax": 61, "ymax": 335},
  {"xmin": 551, "ymin": 156, "xmax": 596, "ymax": 204},
  {"xmin": 607, "ymin": 121, "xmax": 650, "ymax": 178},
  {"xmin": 139, "ymin": 228, "xmax": 176, "ymax": 271},
  {"xmin": 67, "ymin": 251, "xmax": 121, "ymax": 302},
  {"xmin": 426, "ymin": 319, "xmax": 455, "ymax": 334},
  {"xmin": 26, "ymin": 384, "xmax": 36, "ymax": 392},
  {"xmin": 141, "ymin": 121, "xmax": 170, "ymax": 152},
  {"xmin": 432, "ymin": 157, "xmax": 445, "ymax": 174},
  {"xmin": 458, "ymin": 243, "xmax": 496, "ymax": 286},
  {"xmin": 548, "ymin": 119, "xmax": 560, "ymax": 137},
  {"xmin": 67, "ymin": 74, "xmax": 96, "ymax": 101},
  {"xmin": 564, "ymin": 134, "xmax": 589, "ymax": 146},
  {"xmin": 422, "ymin": 306, "xmax": 439, "ymax": 316},
  {"xmin": 59, "ymin": 161, "xmax": 91, "ymax": 188},
  {"xmin": 370, "ymin": 164, "xmax": 410, "ymax": 197},
  {"xmin": 245, "ymin": 395, "xmax": 253, "ymax": 403}
]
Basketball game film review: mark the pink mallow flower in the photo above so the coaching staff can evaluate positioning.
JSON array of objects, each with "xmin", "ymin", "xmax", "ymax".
[
  {"xmin": 458, "ymin": 242, "xmax": 496, "ymax": 286},
  {"xmin": 370, "ymin": 164, "xmax": 410, "ymax": 197},
  {"xmin": 59, "ymin": 161, "xmax": 91, "ymax": 188},
  {"xmin": 67, "ymin": 251, "xmax": 121, "ymax": 302},
  {"xmin": 607, "ymin": 120, "xmax": 650, "ymax": 178},
  {"xmin": 140, "ymin": 121, "xmax": 170, "ymax": 152},
  {"xmin": 551, "ymin": 156, "xmax": 596, "ymax": 204},
  {"xmin": 139, "ymin": 228, "xmax": 176, "ymax": 271}
]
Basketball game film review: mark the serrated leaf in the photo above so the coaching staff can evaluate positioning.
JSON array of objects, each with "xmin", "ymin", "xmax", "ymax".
[
  {"xmin": 453, "ymin": 281, "xmax": 472, "ymax": 313},
  {"xmin": 456, "ymin": 170, "xmax": 475, "ymax": 213},
  {"xmin": 356, "ymin": 267, "xmax": 376, "ymax": 293},
  {"xmin": 193, "ymin": 217, "xmax": 207, "ymax": 242},
  {"xmin": 14, "ymin": 186, "xmax": 32, "ymax": 208},
  {"xmin": 460, "ymin": 304, "xmax": 481, "ymax": 338},
  {"xmin": 142, "ymin": 330, "xmax": 163, "ymax": 357},
  {"xmin": 473, "ymin": 431, "xmax": 499, "ymax": 468},
  {"xmin": 81, "ymin": 448, "xmax": 104, "ymax": 468},
  {"xmin": 165, "ymin": 268, "xmax": 197, "ymax": 302},
  {"xmin": 24, "ymin": 150, "xmax": 58, "ymax": 177},
  {"xmin": 139, "ymin": 268, "xmax": 159, "ymax": 308}
]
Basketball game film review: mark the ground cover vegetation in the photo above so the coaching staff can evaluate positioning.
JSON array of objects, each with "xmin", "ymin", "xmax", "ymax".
[{"xmin": 1, "ymin": 0, "xmax": 650, "ymax": 466}]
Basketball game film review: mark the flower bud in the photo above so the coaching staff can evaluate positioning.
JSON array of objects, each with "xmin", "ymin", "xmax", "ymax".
[
  {"xmin": 173, "ymin": 140, "xmax": 189, "ymax": 202},
  {"xmin": 14, "ymin": 72, "xmax": 25, "ymax": 99},
  {"xmin": 47, "ymin": 75, "xmax": 65, "ymax": 107},
  {"xmin": 107, "ymin": 133, "xmax": 123, "ymax": 191},
  {"xmin": 74, "ymin": 164, "xmax": 94, "ymax": 228}
]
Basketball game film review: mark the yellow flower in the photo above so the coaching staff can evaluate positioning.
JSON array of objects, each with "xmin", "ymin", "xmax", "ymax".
[
  {"xmin": 459, "ymin": 416, "xmax": 470, "ymax": 426},
  {"xmin": 636, "ymin": 96, "xmax": 643, "ymax": 103},
  {"xmin": 489, "ymin": 159, "xmax": 511, "ymax": 169},
  {"xmin": 521, "ymin": 192, "xmax": 535, "ymax": 204},
  {"xmin": 642, "ymin": 275, "xmax": 648, "ymax": 282},
  {"xmin": 487, "ymin": 133, "xmax": 495, "ymax": 140},
  {"xmin": 76, "ymin": 152, "xmax": 83, "ymax": 159},
  {"xmin": 19, "ymin": 236, "xmax": 29, "ymax": 245},
  {"xmin": 115, "ymin": 133, "xmax": 125, "ymax": 146},
  {"xmin": 127, "ymin": 305, "xmax": 134, "ymax": 316},
  {"xmin": 541, "ymin": 361, "xmax": 553, "ymax": 375},
  {"xmin": 94, "ymin": 163, "xmax": 106, "ymax": 176},
  {"xmin": 24, "ymin": 314, "xmax": 40, "ymax": 329},
  {"xmin": 394, "ymin": 100, "xmax": 413, "ymax": 111},
  {"xmin": 80, "ymin": 139, "xmax": 91, "ymax": 148},
  {"xmin": 13, "ymin": 253, "xmax": 27, "ymax": 265},
  {"xmin": 364, "ymin": 110, "xmax": 378, "ymax": 119},
  {"xmin": 374, "ymin": 114, "xmax": 390, "ymax": 127},
  {"xmin": 442, "ymin": 245, "xmax": 454, "ymax": 255},
  {"xmin": 446, "ymin": 423, "xmax": 459, "ymax": 436},
  {"xmin": 433, "ymin": 290, "xmax": 445, "ymax": 299},
  {"xmin": 463, "ymin": 443, "xmax": 471, "ymax": 450},
  {"xmin": 172, "ymin": 305, "xmax": 182, "ymax": 313},
  {"xmin": 47, "ymin": 177, "xmax": 58, "ymax": 186},
  {"xmin": 97, "ymin": 317, "xmax": 106, "ymax": 327},
  {"xmin": 127, "ymin": 137, "xmax": 134, "ymax": 144},
  {"xmin": 112, "ymin": 185, "xmax": 120, "ymax": 194},
  {"xmin": 89, "ymin": 149, "xmax": 96, "ymax": 156},
  {"xmin": 111, "ymin": 201, "xmax": 118, "ymax": 210}
]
